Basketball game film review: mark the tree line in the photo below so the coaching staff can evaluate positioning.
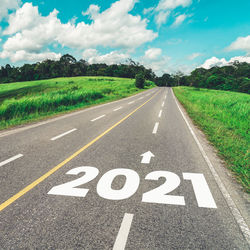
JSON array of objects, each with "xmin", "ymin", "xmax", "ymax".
[
  {"xmin": 155, "ymin": 61, "xmax": 250, "ymax": 94},
  {"xmin": 0, "ymin": 54, "xmax": 155, "ymax": 83},
  {"xmin": 0, "ymin": 54, "xmax": 249, "ymax": 94}
]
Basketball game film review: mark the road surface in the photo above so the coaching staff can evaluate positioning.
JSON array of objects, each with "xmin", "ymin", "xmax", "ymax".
[{"xmin": 0, "ymin": 87, "xmax": 249, "ymax": 249}]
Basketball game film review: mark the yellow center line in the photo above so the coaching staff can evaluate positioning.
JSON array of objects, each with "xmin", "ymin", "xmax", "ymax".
[{"xmin": 0, "ymin": 89, "xmax": 160, "ymax": 212}]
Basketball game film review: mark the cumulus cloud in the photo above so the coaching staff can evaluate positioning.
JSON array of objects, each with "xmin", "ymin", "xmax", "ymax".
[
  {"xmin": 141, "ymin": 48, "xmax": 170, "ymax": 75},
  {"xmin": 188, "ymin": 52, "xmax": 202, "ymax": 60},
  {"xmin": 171, "ymin": 14, "xmax": 186, "ymax": 27},
  {"xmin": 82, "ymin": 49, "xmax": 129, "ymax": 64},
  {"xmin": 0, "ymin": 0, "xmax": 21, "ymax": 21},
  {"xmin": 227, "ymin": 35, "xmax": 250, "ymax": 54},
  {"xmin": 144, "ymin": 48, "xmax": 162, "ymax": 60},
  {"xmin": 200, "ymin": 56, "xmax": 250, "ymax": 69},
  {"xmin": 0, "ymin": 50, "xmax": 61, "ymax": 62},
  {"xmin": 1, "ymin": 0, "xmax": 157, "ymax": 62}
]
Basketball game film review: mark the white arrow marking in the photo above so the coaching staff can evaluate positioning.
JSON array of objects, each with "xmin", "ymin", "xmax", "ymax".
[{"xmin": 141, "ymin": 151, "xmax": 155, "ymax": 164}]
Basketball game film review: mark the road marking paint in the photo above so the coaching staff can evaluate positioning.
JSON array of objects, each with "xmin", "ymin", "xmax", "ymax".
[
  {"xmin": 162, "ymin": 101, "xmax": 165, "ymax": 107},
  {"xmin": 113, "ymin": 213, "xmax": 134, "ymax": 250},
  {"xmin": 158, "ymin": 110, "xmax": 162, "ymax": 118},
  {"xmin": 50, "ymin": 128, "xmax": 77, "ymax": 141},
  {"xmin": 152, "ymin": 122, "xmax": 159, "ymax": 134},
  {"xmin": 172, "ymin": 88, "xmax": 250, "ymax": 244},
  {"xmin": 146, "ymin": 94, "xmax": 150, "ymax": 96},
  {"xmin": 91, "ymin": 115, "xmax": 106, "ymax": 122},
  {"xmin": 113, "ymin": 107, "xmax": 122, "ymax": 111},
  {"xmin": 138, "ymin": 97, "xmax": 144, "ymax": 100},
  {"xmin": 0, "ymin": 154, "xmax": 23, "ymax": 167},
  {"xmin": 141, "ymin": 151, "xmax": 155, "ymax": 164},
  {"xmin": 0, "ymin": 91, "xmax": 160, "ymax": 212},
  {"xmin": 128, "ymin": 101, "xmax": 135, "ymax": 104}
]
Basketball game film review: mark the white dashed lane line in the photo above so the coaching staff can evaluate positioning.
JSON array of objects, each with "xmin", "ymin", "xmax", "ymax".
[
  {"xmin": 113, "ymin": 107, "xmax": 122, "ymax": 111},
  {"xmin": 158, "ymin": 110, "xmax": 162, "ymax": 118},
  {"xmin": 91, "ymin": 115, "xmax": 106, "ymax": 122},
  {"xmin": 128, "ymin": 101, "xmax": 135, "ymax": 105},
  {"xmin": 152, "ymin": 122, "xmax": 159, "ymax": 134},
  {"xmin": 0, "ymin": 154, "xmax": 23, "ymax": 167},
  {"xmin": 113, "ymin": 213, "xmax": 134, "ymax": 250},
  {"xmin": 162, "ymin": 101, "xmax": 165, "ymax": 107},
  {"xmin": 50, "ymin": 128, "xmax": 77, "ymax": 141}
]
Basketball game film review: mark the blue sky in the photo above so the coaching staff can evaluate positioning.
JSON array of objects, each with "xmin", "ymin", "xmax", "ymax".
[{"xmin": 0, "ymin": 0, "xmax": 249, "ymax": 75}]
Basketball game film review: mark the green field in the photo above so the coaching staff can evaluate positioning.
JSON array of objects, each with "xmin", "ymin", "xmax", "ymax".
[
  {"xmin": 0, "ymin": 76, "xmax": 155, "ymax": 129},
  {"xmin": 173, "ymin": 87, "xmax": 250, "ymax": 192}
]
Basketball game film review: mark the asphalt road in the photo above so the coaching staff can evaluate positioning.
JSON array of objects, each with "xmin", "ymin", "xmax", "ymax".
[{"xmin": 0, "ymin": 87, "xmax": 249, "ymax": 249}]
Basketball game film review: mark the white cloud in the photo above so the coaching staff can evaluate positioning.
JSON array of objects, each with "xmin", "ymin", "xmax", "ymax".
[
  {"xmin": 227, "ymin": 35, "xmax": 250, "ymax": 53},
  {"xmin": 144, "ymin": 48, "xmax": 162, "ymax": 60},
  {"xmin": 1, "ymin": 0, "xmax": 157, "ymax": 62},
  {"xmin": 156, "ymin": 0, "xmax": 192, "ymax": 11},
  {"xmin": 141, "ymin": 48, "xmax": 170, "ymax": 75},
  {"xmin": 82, "ymin": 49, "xmax": 129, "ymax": 64},
  {"xmin": 188, "ymin": 52, "xmax": 202, "ymax": 60},
  {"xmin": 171, "ymin": 14, "xmax": 186, "ymax": 27},
  {"xmin": 155, "ymin": 11, "xmax": 170, "ymax": 27},
  {"xmin": 4, "ymin": 3, "xmax": 41, "ymax": 35},
  {"xmin": 0, "ymin": 50, "xmax": 61, "ymax": 62},
  {"xmin": 0, "ymin": 0, "xmax": 21, "ymax": 21},
  {"xmin": 200, "ymin": 56, "xmax": 250, "ymax": 69}
]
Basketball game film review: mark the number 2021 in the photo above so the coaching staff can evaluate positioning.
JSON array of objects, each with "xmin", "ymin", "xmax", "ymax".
[{"xmin": 48, "ymin": 167, "xmax": 217, "ymax": 208}]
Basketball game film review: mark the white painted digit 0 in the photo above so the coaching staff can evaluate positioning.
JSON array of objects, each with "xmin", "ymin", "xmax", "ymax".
[
  {"xmin": 97, "ymin": 168, "xmax": 140, "ymax": 200},
  {"xmin": 142, "ymin": 171, "xmax": 185, "ymax": 205},
  {"xmin": 183, "ymin": 173, "xmax": 217, "ymax": 208},
  {"xmin": 48, "ymin": 166, "xmax": 99, "ymax": 197}
]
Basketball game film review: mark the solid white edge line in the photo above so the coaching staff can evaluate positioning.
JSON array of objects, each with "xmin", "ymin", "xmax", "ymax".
[
  {"xmin": 113, "ymin": 107, "xmax": 122, "ymax": 111},
  {"xmin": 171, "ymin": 88, "xmax": 250, "ymax": 244},
  {"xmin": 113, "ymin": 213, "xmax": 134, "ymax": 250},
  {"xmin": 158, "ymin": 110, "xmax": 162, "ymax": 118},
  {"xmin": 128, "ymin": 101, "xmax": 135, "ymax": 104},
  {"xmin": 152, "ymin": 122, "xmax": 159, "ymax": 134},
  {"xmin": 0, "ymin": 154, "xmax": 23, "ymax": 167},
  {"xmin": 50, "ymin": 128, "xmax": 77, "ymax": 141},
  {"xmin": 90, "ymin": 114, "xmax": 106, "ymax": 122}
]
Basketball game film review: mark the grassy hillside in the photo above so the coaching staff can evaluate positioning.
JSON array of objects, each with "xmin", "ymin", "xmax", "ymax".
[
  {"xmin": 0, "ymin": 76, "xmax": 155, "ymax": 129},
  {"xmin": 173, "ymin": 87, "xmax": 249, "ymax": 192}
]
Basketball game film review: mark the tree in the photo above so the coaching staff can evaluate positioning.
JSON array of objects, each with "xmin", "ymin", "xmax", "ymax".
[{"xmin": 135, "ymin": 73, "xmax": 145, "ymax": 89}]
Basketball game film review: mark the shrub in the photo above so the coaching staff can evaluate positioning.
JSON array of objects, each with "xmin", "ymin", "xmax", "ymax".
[{"xmin": 135, "ymin": 73, "xmax": 145, "ymax": 89}]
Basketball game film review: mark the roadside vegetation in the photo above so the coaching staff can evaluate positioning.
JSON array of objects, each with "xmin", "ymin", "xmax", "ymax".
[
  {"xmin": 0, "ymin": 76, "xmax": 155, "ymax": 129},
  {"xmin": 173, "ymin": 86, "xmax": 250, "ymax": 192}
]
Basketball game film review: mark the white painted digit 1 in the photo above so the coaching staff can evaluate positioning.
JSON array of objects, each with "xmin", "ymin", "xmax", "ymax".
[
  {"xmin": 48, "ymin": 166, "xmax": 99, "ymax": 197},
  {"xmin": 183, "ymin": 173, "xmax": 217, "ymax": 208},
  {"xmin": 97, "ymin": 168, "xmax": 140, "ymax": 200},
  {"xmin": 142, "ymin": 171, "xmax": 185, "ymax": 205}
]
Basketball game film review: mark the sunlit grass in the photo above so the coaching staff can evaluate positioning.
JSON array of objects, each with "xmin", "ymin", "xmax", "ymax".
[
  {"xmin": 173, "ymin": 86, "xmax": 250, "ymax": 192},
  {"xmin": 0, "ymin": 76, "xmax": 155, "ymax": 129}
]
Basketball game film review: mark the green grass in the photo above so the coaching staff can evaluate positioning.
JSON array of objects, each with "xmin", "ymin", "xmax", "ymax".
[
  {"xmin": 0, "ymin": 76, "xmax": 155, "ymax": 129},
  {"xmin": 173, "ymin": 86, "xmax": 250, "ymax": 192}
]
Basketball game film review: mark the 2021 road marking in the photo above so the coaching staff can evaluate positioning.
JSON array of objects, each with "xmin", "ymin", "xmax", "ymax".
[
  {"xmin": 50, "ymin": 128, "xmax": 77, "ymax": 141},
  {"xmin": 128, "ymin": 101, "xmax": 135, "ymax": 105},
  {"xmin": 0, "ymin": 154, "xmax": 23, "ymax": 167},
  {"xmin": 48, "ymin": 167, "xmax": 217, "ymax": 208}
]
